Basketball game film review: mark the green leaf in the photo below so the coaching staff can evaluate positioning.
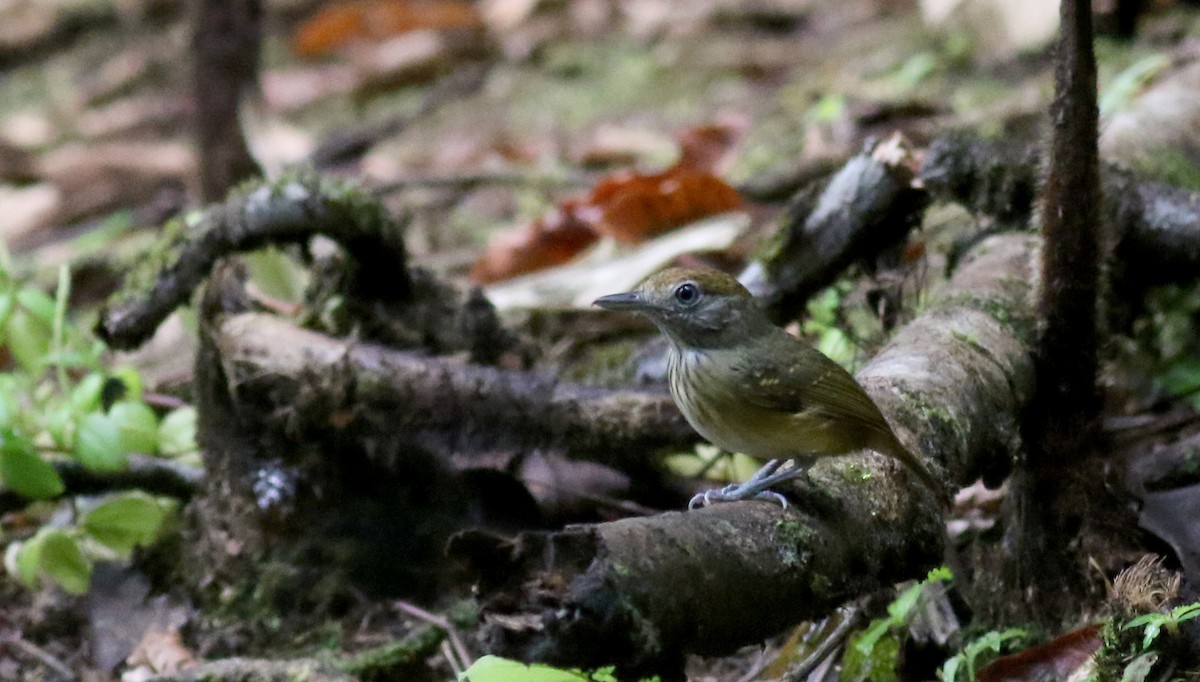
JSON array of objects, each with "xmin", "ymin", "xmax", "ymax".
[
  {"xmin": 941, "ymin": 655, "xmax": 960, "ymax": 682},
  {"xmin": 74, "ymin": 412, "xmax": 127, "ymax": 471},
  {"xmin": 926, "ymin": 566, "xmax": 953, "ymax": 582},
  {"xmin": 887, "ymin": 581, "xmax": 925, "ymax": 623},
  {"xmin": 1100, "ymin": 53, "xmax": 1170, "ymax": 118},
  {"xmin": 0, "ymin": 429, "xmax": 64, "ymax": 498},
  {"xmin": 843, "ymin": 623, "xmax": 900, "ymax": 682},
  {"xmin": 7, "ymin": 307, "xmax": 53, "ymax": 373},
  {"xmin": 158, "ymin": 407, "xmax": 198, "ymax": 457},
  {"xmin": 1121, "ymin": 652, "xmax": 1158, "ymax": 682},
  {"xmin": 855, "ymin": 617, "xmax": 893, "ymax": 656},
  {"xmin": 0, "ymin": 291, "xmax": 15, "ymax": 331},
  {"xmin": 45, "ymin": 404, "xmax": 74, "ymax": 450},
  {"xmin": 108, "ymin": 367, "xmax": 144, "ymax": 402},
  {"xmin": 37, "ymin": 529, "xmax": 91, "ymax": 594},
  {"xmin": 109, "ymin": 401, "xmax": 159, "ymax": 455},
  {"xmin": 244, "ymin": 248, "xmax": 307, "ymax": 303},
  {"xmin": 81, "ymin": 491, "xmax": 167, "ymax": 555},
  {"xmin": 1123, "ymin": 613, "xmax": 1160, "ymax": 630},
  {"xmin": 16, "ymin": 288, "xmax": 56, "ymax": 325},
  {"xmin": 0, "ymin": 373, "xmax": 18, "ymax": 426},
  {"xmin": 460, "ymin": 655, "xmax": 591, "ymax": 682},
  {"xmin": 10, "ymin": 537, "xmax": 40, "ymax": 587},
  {"xmin": 1172, "ymin": 602, "xmax": 1200, "ymax": 622},
  {"xmin": 1141, "ymin": 621, "xmax": 1162, "ymax": 650},
  {"xmin": 69, "ymin": 374, "xmax": 106, "ymax": 412}
]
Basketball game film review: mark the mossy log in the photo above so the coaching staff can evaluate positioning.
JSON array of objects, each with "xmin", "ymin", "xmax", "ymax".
[
  {"xmin": 920, "ymin": 132, "xmax": 1200, "ymax": 287},
  {"xmin": 448, "ymin": 234, "xmax": 1038, "ymax": 677}
]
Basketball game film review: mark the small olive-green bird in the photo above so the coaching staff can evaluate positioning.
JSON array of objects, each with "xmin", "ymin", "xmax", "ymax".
[{"xmin": 594, "ymin": 267, "xmax": 942, "ymax": 507}]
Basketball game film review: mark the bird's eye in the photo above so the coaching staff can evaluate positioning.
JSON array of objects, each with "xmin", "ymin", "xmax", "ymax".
[{"xmin": 673, "ymin": 282, "xmax": 701, "ymax": 306}]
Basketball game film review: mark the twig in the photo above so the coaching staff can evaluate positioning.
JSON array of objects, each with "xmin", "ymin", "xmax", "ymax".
[
  {"xmin": 1, "ymin": 632, "xmax": 76, "ymax": 680},
  {"xmin": 372, "ymin": 170, "xmax": 591, "ymax": 196},
  {"xmin": 309, "ymin": 63, "xmax": 491, "ymax": 168},
  {"xmin": 394, "ymin": 601, "xmax": 472, "ymax": 671},
  {"xmin": 440, "ymin": 640, "xmax": 465, "ymax": 678},
  {"xmin": 781, "ymin": 607, "xmax": 865, "ymax": 682}
]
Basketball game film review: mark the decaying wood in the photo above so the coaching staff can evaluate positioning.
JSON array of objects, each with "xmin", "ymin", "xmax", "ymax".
[
  {"xmin": 97, "ymin": 170, "xmax": 410, "ymax": 350},
  {"xmin": 209, "ymin": 312, "xmax": 693, "ymax": 467},
  {"xmin": 449, "ymin": 233, "xmax": 1038, "ymax": 676},
  {"xmin": 920, "ymin": 133, "xmax": 1200, "ymax": 287},
  {"xmin": 748, "ymin": 134, "xmax": 929, "ymax": 323},
  {"xmin": 97, "ymin": 171, "xmax": 523, "ymax": 370}
]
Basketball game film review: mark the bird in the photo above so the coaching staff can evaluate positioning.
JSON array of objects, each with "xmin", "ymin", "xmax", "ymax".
[{"xmin": 593, "ymin": 266, "xmax": 943, "ymax": 508}]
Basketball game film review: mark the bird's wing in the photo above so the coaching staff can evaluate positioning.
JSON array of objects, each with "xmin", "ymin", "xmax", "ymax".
[{"xmin": 730, "ymin": 338, "xmax": 884, "ymax": 426}]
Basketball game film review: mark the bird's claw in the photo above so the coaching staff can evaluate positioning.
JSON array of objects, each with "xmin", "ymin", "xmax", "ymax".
[{"xmin": 687, "ymin": 459, "xmax": 805, "ymax": 510}]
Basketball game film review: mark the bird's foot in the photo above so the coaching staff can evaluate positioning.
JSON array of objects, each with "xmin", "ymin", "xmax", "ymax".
[{"xmin": 687, "ymin": 459, "xmax": 808, "ymax": 510}]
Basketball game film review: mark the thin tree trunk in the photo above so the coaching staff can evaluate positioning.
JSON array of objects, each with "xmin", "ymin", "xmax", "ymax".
[
  {"xmin": 192, "ymin": 0, "xmax": 262, "ymax": 201},
  {"xmin": 1012, "ymin": 0, "xmax": 1103, "ymax": 622}
]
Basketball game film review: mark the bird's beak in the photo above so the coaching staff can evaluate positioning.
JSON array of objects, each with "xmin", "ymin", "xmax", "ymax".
[{"xmin": 593, "ymin": 290, "xmax": 649, "ymax": 312}]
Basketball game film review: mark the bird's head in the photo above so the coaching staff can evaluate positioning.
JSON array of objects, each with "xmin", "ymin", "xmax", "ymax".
[{"xmin": 593, "ymin": 267, "xmax": 772, "ymax": 350}]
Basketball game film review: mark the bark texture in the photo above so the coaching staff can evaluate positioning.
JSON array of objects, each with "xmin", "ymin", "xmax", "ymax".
[
  {"xmin": 192, "ymin": 0, "xmax": 261, "ymax": 201},
  {"xmin": 1014, "ymin": 0, "xmax": 1103, "ymax": 623},
  {"xmin": 208, "ymin": 312, "xmax": 693, "ymax": 467},
  {"xmin": 749, "ymin": 134, "xmax": 928, "ymax": 323}
]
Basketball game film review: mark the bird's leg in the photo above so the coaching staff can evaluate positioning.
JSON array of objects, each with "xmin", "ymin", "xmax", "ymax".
[{"xmin": 687, "ymin": 457, "xmax": 813, "ymax": 510}]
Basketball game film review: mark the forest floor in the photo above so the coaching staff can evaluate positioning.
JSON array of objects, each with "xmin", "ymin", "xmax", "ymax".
[{"xmin": 3, "ymin": 0, "xmax": 1200, "ymax": 680}]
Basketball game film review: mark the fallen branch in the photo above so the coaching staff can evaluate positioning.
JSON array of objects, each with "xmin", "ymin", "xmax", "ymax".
[
  {"xmin": 209, "ymin": 312, "xmax": 692, "ymax": 467},
  {"xmin": 920, "ymin": 133, "xmax": 1200, "ymax": 287},
  {"xmin": 0, "ymin": 454, "xmax": 202, "ymax": 516},
  {"xmin": 450, "ymin": 233, "xmax": 1039, "ymax": 676},
  {"xmin": 747, "ymin": 134, "xmax": 928, "ymax": 323},
  {"xmin": 97, "ymin": 170, "xmax": 409, "ymax": 350}
]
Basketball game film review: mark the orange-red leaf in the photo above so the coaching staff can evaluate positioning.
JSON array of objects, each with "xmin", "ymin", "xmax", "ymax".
[
  {"xmin": 593, "ymin": 168, "xmax": 742, "ymax": 243},
  {"xmin": 469, "ymin": 201, "xmax": 600, "ymax": 284},
  {"xmin": 977, "ymin": 625, "xmax": 1101, "ymax": 682},
  {"xmin": 292, "ymin": 0, "xmax": 483, "ymax": 58},
  {"xmin": 675, "ymin": 120, "xmax": 744, "ymax": 173},
  {"xmin": 470, "ymin": 120, "xmax": 745, "ymax": 283}
]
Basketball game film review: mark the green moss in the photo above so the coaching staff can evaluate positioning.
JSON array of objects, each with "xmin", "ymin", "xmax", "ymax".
[
  {"xmin": 952, "ymin": 329, "xmax": 982, "ymax": 348},
  {"xmin": 773, "ymin": 517, "xmax": 815, "ymax": 568},
  {"xmin": 810, "ymin": 573, "xmax": 834, "ymax": 601},
  {"xmin": 332, "ymin": 626, "xmax": 445, "ymax": 679},
  {"xmin": 558, "ymin": 338, "xmax": 648, "ymax": 386},
  {"xmin": 937, "ymin": 291, "xmax": 1036, "ymax": 343},
  {"xmin": 836, "ymin": 461, "xmax": 875, "ymax": 485},
  {"xmin": 892, "ymin": 385, "xmax": 964, "ymax": 458}
]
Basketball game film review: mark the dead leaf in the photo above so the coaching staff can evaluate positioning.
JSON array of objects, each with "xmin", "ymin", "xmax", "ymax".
[
  {"xmin": 592, "ymin": 167, "xmax": 742, "ymax": 243},
  {"xmin": 291, "ymin": 0, "xmax": 484, "ymax": 57},
  {"xmin": 39, "ymin": 142, "xmax": 194, "ymax": 226},
  {"xmin": 675, "ymin": 118, "xmax": 746, "ymax": 174},
  {"xmin": 126, "ymin": 629, "xmax": 200, "ymax": 674},
  {"xmin": 469, "ymin": 121, "xmax": 744, "ymax": 282},
  {"xmin": 0, "ymin": 139, "xmax": 38, "ymax": 182},
  {"xmin": 469, "ymin": 200, "xmax": 600, "ymax": 283},
  {"xmin": 977, "ymin": 625, "xmax": 1101, "ymax": 682},
  {"xmin": 0, "ymin": 183, "xmax": 60, "ymax": 244},
  {"xmin": 262, "ymin": 64, "xmax": 360, "ymax": 113}
]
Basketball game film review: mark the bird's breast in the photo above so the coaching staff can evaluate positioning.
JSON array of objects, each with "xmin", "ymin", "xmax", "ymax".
[{"xmin": 668, "ymin": 348, "xmax": 827, "ymax": 459}]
